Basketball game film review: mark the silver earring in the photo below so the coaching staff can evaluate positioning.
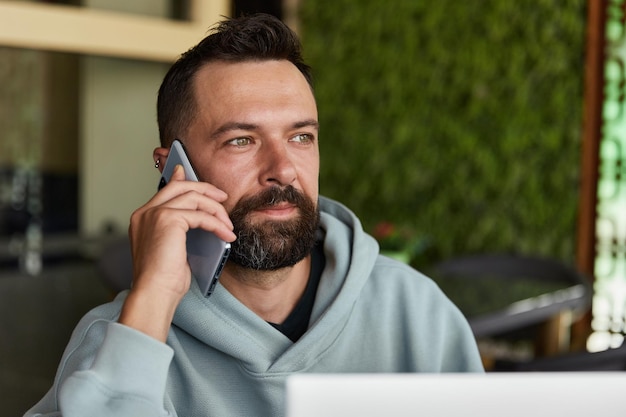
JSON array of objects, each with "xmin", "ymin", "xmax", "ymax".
[{"xmin": 154, "ymin": 159, "xmax": 160, "ymax": 169}]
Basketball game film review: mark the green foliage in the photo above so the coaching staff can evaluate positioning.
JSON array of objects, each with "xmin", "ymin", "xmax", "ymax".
[{"xmin": 300, "ymin": 0, "xmax": 586, "ymax": 264}]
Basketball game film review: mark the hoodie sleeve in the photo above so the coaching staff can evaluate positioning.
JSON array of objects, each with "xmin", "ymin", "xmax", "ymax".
[{"xmin": 24, "ymin": 322, "xmax": 174, "ymax": 417}]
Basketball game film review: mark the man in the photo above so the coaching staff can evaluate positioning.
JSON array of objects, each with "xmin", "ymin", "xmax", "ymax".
[{"xmin": 26, "ymin": 13, "xmax": 482, "ymax": 417}]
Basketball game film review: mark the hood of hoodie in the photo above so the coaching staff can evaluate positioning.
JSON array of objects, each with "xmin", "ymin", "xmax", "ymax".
[{"xmin": 171, "ymin": 196, "xmax": 379, "ymax": 374}]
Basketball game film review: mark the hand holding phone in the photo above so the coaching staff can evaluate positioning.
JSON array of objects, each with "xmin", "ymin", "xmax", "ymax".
[{"xmin": 159, "ymin": 139, "xmax": 231, "ymax": 297}]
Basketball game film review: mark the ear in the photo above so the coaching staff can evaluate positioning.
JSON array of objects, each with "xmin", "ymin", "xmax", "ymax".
[{"xmin": 153, "ymin": 147, "xmax": 169, "ymax": 174}]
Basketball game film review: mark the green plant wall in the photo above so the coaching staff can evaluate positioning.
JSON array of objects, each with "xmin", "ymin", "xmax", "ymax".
[{"xmin": 300, "ymin": 1, "xmax": 586, "ymax": 265}]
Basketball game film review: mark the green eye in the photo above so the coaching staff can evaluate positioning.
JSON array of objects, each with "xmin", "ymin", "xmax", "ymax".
[
  {"xmin": 291, "ymin": 133, "xmax": 313, "ymax": 143},
  {"xmin": 229, "ymin": 137, "xmax": 251, "ymax": 147}
]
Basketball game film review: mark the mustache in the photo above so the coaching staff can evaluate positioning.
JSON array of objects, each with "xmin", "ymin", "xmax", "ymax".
[{"xmin": 230, "ymin": 186, "xmax": 310, "ymax": 217}]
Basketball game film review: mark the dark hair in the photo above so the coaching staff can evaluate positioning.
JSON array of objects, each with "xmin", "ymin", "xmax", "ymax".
[{"xmin": 156, "ymin": 13, "xmax": 313, "ymax": 147}]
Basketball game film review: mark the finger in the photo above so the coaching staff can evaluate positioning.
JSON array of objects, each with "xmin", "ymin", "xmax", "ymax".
[
  {"xmin": 163, "ymin": 164, "xmax": 229, "ymax": 202},
  {"xmin": 138, "ymin": 190, "xmax": 236, "ymax": 240},
  {"xmin": 162, "ymin": 179, "xmax": 228, "ymax": 202},
  {"xmin": 170, "ymin": 164, "xmax": 186, "ymax": 182},
  {"xmin": 162, "ymin": 207, "xmax": 236, "ymax": 242},
  {"xmin": 156, "ymin": 189, "xmax": 234, "ymax": 231},
  {"xmin": 150, "ymin": 180, "xmax": 229, "ymax": 222}
]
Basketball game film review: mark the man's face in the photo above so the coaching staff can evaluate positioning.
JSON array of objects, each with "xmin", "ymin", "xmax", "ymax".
[{"xmin": 183, "ymin": 60, "xmax": 320, "ymax": 269}]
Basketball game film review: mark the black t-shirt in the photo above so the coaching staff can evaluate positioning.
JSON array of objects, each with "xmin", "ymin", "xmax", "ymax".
[{"xmin": 268, "ymin": 242, "xmax": 325, "ymax": 342}]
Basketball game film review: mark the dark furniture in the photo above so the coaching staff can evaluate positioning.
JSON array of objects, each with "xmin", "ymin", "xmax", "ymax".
[
  {"xmin": 431, "ymin": 254, "xmax": 592, "ymax": 338},
  {"xmin": 494, "ymin": 343, "xmax": 626, "ymax": 371},
  {"xmin": 97, "ymin": 236, "xmax": 133, "ymax": 294}
]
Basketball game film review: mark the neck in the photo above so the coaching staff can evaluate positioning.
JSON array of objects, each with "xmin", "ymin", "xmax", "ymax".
[{"xmin": 219, "ymin": 255, "xmax": 311, "ymax": 324}]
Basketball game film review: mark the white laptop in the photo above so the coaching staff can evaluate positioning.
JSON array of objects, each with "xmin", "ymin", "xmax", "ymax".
[{"xmin": 286, "ymin": 373, "xmax": 625, "ymax": 417}]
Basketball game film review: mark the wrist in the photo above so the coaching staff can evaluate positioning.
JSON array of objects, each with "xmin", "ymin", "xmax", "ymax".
[{"xmin": 119, "ymin": 287, "xmax": 181, "ymax": 342}]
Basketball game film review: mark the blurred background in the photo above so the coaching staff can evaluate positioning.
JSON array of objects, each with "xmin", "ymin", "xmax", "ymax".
[{"xmin": 0, "ymin": 0, "xmax": 623, "ymax": 415}]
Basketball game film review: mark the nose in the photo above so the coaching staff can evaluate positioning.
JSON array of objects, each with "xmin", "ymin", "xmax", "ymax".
[{"xmin": 260, "ymin": 140, "xmax": 297, "ymax": 187}]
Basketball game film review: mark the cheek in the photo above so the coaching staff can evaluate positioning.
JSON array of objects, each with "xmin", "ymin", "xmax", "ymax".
[
  {"xmin": 200, "ymin": 155, "xmax": 249, "ymax": 187},
  {"xmin": 206, "ymin": 169, "xmax": 255, "ymax": 212},
  {"xmin": 301, "ymin": 158, "xmax": 320, "ymax": 194}
]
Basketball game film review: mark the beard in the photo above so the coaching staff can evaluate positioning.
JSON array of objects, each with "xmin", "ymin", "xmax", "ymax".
[{"xmin": 228, "ymin": 186, "xmax": 320, "ymax": 271}]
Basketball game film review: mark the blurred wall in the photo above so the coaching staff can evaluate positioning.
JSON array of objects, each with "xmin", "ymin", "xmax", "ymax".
[{"xmin": 81, "ymin": 55, "xmax": 168, "ymax": 235}]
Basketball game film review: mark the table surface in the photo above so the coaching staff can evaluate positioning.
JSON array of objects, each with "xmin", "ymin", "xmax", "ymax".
[{"xmin": 430, "ymin": 273, "xmax": 591, "ymax": 337}]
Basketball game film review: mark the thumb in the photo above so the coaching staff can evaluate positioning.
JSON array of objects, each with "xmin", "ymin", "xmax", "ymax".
[{"xmin": 171, "ymin": 164, "xmax": 186, "ymax": 181}]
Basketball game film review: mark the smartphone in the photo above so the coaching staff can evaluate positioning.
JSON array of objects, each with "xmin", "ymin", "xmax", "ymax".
[{"xmin": 158, "ymin": 139, "xmax": 231, "ymax": 297}]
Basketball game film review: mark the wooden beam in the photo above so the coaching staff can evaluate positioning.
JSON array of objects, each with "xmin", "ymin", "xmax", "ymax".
[
  {"xmin": 0, "ymin": 1, "xmax": 229, "ymax": 62},
  {"xmin": 571, "ymin": 0, "xmax": 608, "ymax": 350},
  {"xmin": 577, "ymin": 0, "xmax": 606, "ymax": 276}
]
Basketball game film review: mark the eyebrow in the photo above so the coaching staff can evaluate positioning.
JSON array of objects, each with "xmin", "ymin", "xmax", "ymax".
[
  {"xmin": 210, "ymin": 119, "xmax": 319, "ymax": 139},
  {"xmin": 293, "ymin": 119, "xmax": 320, "ymax": 131}
]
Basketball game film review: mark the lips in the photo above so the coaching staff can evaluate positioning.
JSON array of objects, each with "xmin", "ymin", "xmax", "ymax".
[
  {"xmin": 260, "ymin": 201, "xmax": 295, "ymax": 211},
  {"xmin": 252, "ymin": 202, "xmax": 298, "ymax": 221}
]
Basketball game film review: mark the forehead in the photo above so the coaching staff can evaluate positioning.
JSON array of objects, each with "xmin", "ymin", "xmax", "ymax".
[{"xmin": 192, "ymin": 60, "xmax": 316, "ymax": 113}]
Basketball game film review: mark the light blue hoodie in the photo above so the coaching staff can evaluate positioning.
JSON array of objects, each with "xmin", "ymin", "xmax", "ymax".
[{"xmin": 25, "ymin": 196, "xmax": 483, "ymax": 417}]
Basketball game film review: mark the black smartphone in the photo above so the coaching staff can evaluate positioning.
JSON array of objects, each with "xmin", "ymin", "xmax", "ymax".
[{"xmin": 158, "ymin": 139, "xmax": 231, "ymax": 297}]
